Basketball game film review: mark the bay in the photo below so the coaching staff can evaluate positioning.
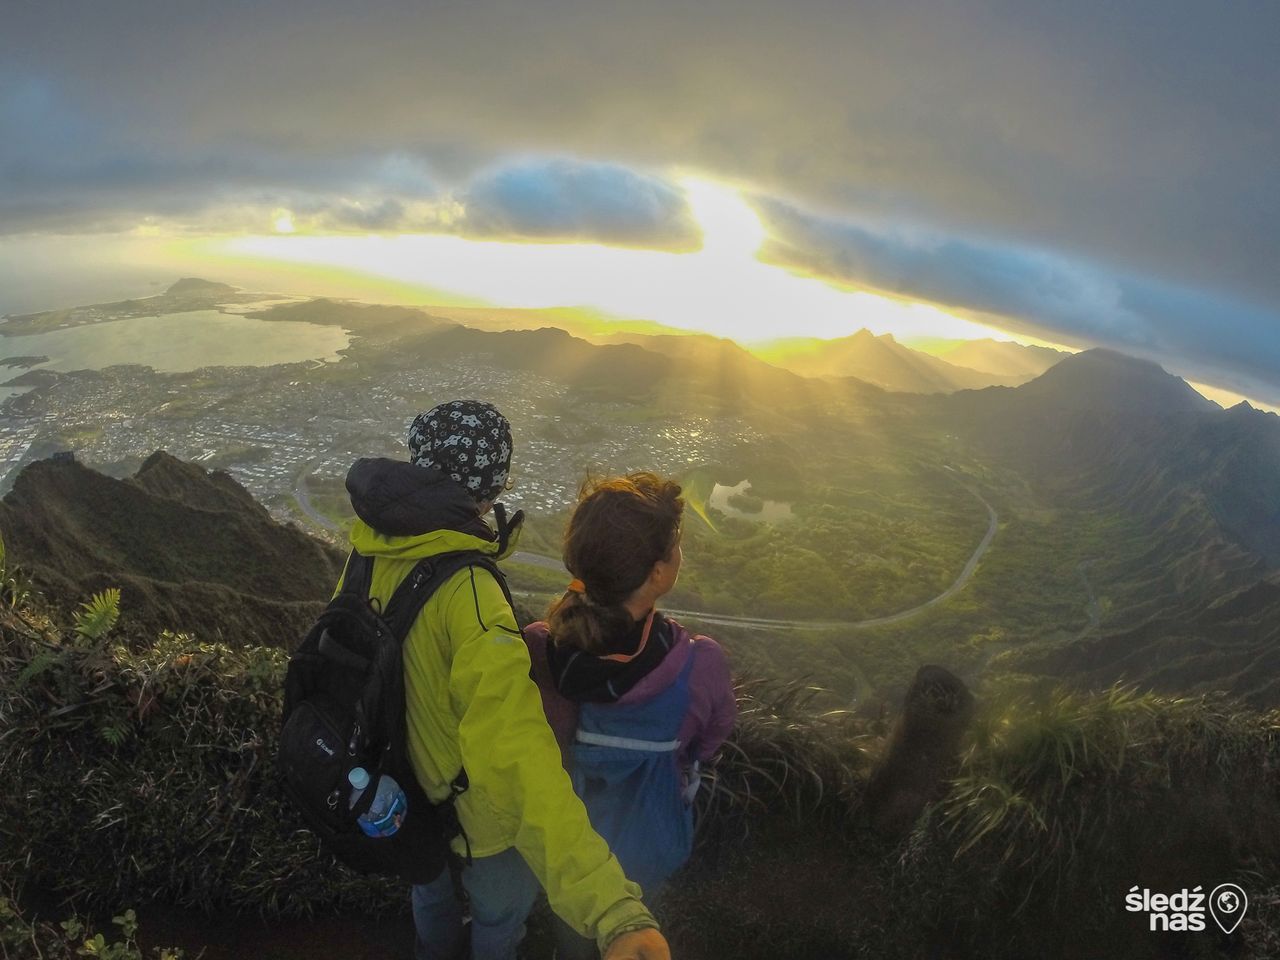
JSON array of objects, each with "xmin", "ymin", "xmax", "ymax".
[{"xmin": 0, "ymin": 310, "xmax": 349, "ymax": 374}]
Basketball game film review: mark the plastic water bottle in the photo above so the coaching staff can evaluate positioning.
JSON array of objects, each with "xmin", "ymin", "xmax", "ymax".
[{"xmin": 347, "ymin": 767, "xmax": 407, "ymax": 838}]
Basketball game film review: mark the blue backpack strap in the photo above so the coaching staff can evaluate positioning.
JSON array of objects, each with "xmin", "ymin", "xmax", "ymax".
[{"xmin": 673, "ymin": 641, "xmax": 697, "ymax": 690}]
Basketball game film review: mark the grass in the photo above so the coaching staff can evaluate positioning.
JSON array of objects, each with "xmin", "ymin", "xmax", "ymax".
[{"xmin": 2, "ymin": 588, "xmax": 1279, "ymax": 959}]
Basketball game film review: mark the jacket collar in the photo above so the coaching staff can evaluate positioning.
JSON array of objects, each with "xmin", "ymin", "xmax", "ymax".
[{"xmin": 345, "ymin": 457, "xmax": 522, "ymax": 560}]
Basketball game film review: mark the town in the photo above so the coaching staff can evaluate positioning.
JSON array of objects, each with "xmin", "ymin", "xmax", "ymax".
[{"xmin": 0, "ymin": 329, "xmax": 762, "ymax": 538}]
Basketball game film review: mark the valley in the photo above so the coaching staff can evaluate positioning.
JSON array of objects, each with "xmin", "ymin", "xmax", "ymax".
[{"xmin": 4, "ymin": 284, "xmax": 1278, "ymax": 711}]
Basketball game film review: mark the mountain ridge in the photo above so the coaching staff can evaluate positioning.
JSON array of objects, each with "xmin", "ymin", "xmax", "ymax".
[
  {"xmin": 0, "ymin": 452, "xmax": 344, "ymax": 640},
  {"xmin": 753, "ymin": 329, "xmax": 1035, "ymax": 393}
]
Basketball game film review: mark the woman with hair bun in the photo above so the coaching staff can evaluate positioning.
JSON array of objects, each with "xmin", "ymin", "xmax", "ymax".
[{"xmin": 523, "ymin": 472, "xmax": 737, "ymax": 959}]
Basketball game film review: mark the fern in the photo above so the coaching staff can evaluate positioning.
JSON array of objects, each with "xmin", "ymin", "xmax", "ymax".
[
  {"xmin": 74, "ymin": 589, "xmax": 122, "ymax": 641},
  {"xmin": 16, "ymin": 648, "xmax": 62, "ymax": 689},
  {"xmin": 99, "ymin": 722, "xmax": 130, "ymax": 748}
]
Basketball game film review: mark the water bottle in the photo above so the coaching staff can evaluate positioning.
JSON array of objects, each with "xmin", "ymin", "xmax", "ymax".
[{"xmin": 347, "ymin": 767, "xmax": 406, "ymax": 838}]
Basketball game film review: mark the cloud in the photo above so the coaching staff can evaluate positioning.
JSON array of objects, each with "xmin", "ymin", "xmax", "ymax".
[
  {"xmin": 5, "ymin": 0, "xmax": 1279, "ymax": 308},
  {"xmin": 757, "ymin": 198, "xmax": 1280, "ymax": 404},
  {"xmin": 458, "ymin": 159, "xmax": 699, "ymax": 248},
  {"xmin": 0, "ymin": 86, "xmax": 700, "ymax": 249},
  {"xmin": 4, "ymin": 1, "xmax": 1279, "ymax": 399}
]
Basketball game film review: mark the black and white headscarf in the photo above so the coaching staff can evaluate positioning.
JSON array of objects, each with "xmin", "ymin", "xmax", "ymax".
[{"xmin": 407, "ymin": 400, "xmax": 513, "ymax": 502}]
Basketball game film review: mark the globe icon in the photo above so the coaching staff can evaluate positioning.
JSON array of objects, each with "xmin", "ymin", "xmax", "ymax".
[{"xmin": 1218, "ymin": 891, "xmax": 1240, "ymax": 914}]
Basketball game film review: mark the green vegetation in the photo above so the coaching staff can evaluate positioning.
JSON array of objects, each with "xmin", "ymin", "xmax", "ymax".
[
  {"xmin": 0, "ymin": 531, "xmax": 34, "ymax": 610},
  {"xmin": 74, "ymin": 589, "xmax": 121, "ymax": 642},
  {"xmin": 0, "ymin": 892, "xmax": 185, "ymax": 960},
  {"xmin": 1, "ymin": 606, "xmax": 395, "ymax": 918},
  {"xmin": 899, "ymin": 686, "xmax": 1280, "ymax": 957},
  {"xmin": 672, "ymin": 459, "xmax": 988, "ymax": 621},
  {"xmin": 56, "ymin": 424, "xmax": 105, "ymax": 446},
  {"xmin": 3, "ymin": 584, "xmax": 1277, "ymax": 958}
]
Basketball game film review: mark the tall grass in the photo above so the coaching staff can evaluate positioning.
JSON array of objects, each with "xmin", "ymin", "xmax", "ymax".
[
  {"xmin": 3, "ymin": 593, "xmax": 1279, "ymax": 958},
  {"xmin": 698, "ymin": 678, "xmax": 872, "ymax": 831}
]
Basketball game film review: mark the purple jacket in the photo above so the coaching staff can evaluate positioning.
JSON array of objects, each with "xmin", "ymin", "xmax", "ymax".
[{"xmin": 523, "ymin": 617, "xmax": 737, "ymax": 770}]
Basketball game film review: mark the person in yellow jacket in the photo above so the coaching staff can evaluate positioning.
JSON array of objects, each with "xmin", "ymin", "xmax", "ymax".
[{"xmin": 337, "ymin": 400, "xmax": 670, "ymax": 960}]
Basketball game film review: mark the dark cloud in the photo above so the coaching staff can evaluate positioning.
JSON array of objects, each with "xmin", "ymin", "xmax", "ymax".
[
  {"xmin": 3, "ymin": 0, "xmax": 1279, "ymax": 397},
  {"xmin": 318, "ymin": 198, "xmax": 407, "ymax": 231},
  {"xmin": 0, "ymin": 65, "xmax": 695, "ymax": 245},
  {"xmin": 5, "ymin": 0, "xmax": 1278, "ymax": 305},
  {"xmin": 758, "ymin": 198, "xmax": 1280, "ymax": 405},
  {"xmin": 458, "ymin": 159, "xmax": 699, "ymax": 248},
  {"xmin": 0, "ymin": 68, "xmax": 443, "ymax": 233}
]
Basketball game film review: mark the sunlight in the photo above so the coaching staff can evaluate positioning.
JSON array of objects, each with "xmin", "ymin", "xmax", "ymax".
[
  {"xmin": 1189, "ymin": 380, "xmax": 1280, "ymax": 414},
  {"xmin": 225, "ymin": 179, "xmax": 1009, "ymax": 345},
  {"xmin": 681, "ymin": 177, "xmax": 767, "ymax": 259}
]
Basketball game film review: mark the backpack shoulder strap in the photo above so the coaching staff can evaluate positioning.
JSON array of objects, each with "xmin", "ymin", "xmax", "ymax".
[
  {"xmin": 383, "ymin": 551, "xmax": 509, "ymax": 642},
  {"xmin": 340, "ymin": 549, "xmax": 375, "ymax": 601},
  {"xmin": 674, "ymin": 642, "xmax": 699, "ymax": 689}
]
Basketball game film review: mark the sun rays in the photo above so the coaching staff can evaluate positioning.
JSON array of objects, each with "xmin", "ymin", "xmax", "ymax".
[{"xmin": 218, "ymin": 176, "xmax": 1003, "ymax": 346}]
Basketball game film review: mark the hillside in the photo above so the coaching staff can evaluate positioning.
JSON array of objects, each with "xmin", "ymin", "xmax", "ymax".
[
  {"xmin": 2, "ymin": 596, "xmax": 1277, "ymax": 959},
  {"xmin": 918, "ymin": 336, "xmax": 1068, "ymax": 378},
  {"xmin": 591, "ymin": 328, "xmax": 886, "ymax": 412},
  {"xmin": 753, "ymin": 329, "xmax": 1028, "ymax": 392},
  {"xmin": 1010, "ymin": 572, "xmax": 1280, "ymax": 707},
  {"xmin": 264, "ymin": 298, "xmax": 874, "ymax": 425},
  {"xmin": 926, "ymin": 350, "xmax": 1280, "ymax": 704},
  {"xmin": 0, "ymin": 451, "xmax": 344, "ymax": 641},
  {"xmin": 1010, "ymin": 348, "xmax": 1219, "ymax": 414},
  {"xmin": 249, "ymin": 298, "xmax": 448, "ymax": 340},
  {"xmin": 165, "ymin": 277, "xmax": 238, "ymax": 298},
  {"xmin": 0, "ymin": 278, "xmax": 274, "ymax": 335},
  {"xmin": 4, "ymin": 339, "xmax": 1280, "ymax": 956}
]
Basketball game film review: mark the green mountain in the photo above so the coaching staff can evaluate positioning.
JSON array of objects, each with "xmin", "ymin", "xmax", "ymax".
[
  {"xmin": 932, "ymin": 349, "xmax": 1280, "ymax": 705},
  {"xmin": 752, "ymin": 329, "xmax": 1029, "ymax": 392},
  {"xmin": 4, "ymin": 331, "xmax": 1280, "ymax": 957},
  {"xmin": 165, "ymin": 277, "xmax": 238, "ymax": 298},
  {"xmin": 912, "ymin": 336, "xmax": 1069, "ymax": 379},
  {"xmin": 0, "ymin": 451, "xmax": 344, "ymax": 641}
]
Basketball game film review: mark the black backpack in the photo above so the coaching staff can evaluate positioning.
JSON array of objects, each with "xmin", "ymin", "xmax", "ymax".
[{"xmin": 278, "ymin": 547, "xmax": 512, "ymax": 884}]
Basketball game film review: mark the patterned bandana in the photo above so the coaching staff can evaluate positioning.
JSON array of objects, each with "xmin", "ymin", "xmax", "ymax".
[{"xmin": 406, "ymin": 400, "xmax": 513, "ymax": 501}]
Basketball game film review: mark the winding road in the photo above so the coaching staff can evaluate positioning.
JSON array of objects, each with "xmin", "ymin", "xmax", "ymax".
[
  {"xmin": 294, "ymin": 459, "xmax": 1000, "ymax": 635},
  {"xmin": 294, "ymin": 459, "xmax": 339, "ymax": 532},
  {"xmin": 509, "ymin": 485, "xmax": 1001, "ymax": 634}
]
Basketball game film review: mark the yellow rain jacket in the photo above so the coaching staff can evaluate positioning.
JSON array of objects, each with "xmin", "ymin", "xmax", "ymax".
[{"xmin": 339, "ymin": 457, "xmax": 655, "ymax": 952}]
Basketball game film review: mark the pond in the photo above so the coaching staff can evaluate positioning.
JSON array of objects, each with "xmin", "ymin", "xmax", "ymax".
[{"xmin": 707, "ymin": 479, "xmax": 794, "ymax": 523}]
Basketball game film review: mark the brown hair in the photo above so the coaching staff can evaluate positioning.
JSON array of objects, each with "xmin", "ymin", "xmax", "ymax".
[{"xmin": 546, "ymin": 472, "xmax": 684, "ymax": 654}]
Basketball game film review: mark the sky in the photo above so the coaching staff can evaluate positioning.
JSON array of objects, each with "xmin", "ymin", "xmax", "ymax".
[{"xmin": 3, "ymin": 0, "xmax": 1280, "ymax": 405}]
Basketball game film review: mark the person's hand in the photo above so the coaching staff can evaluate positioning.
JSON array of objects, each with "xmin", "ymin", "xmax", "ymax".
[{"xmin": 603, "ymin": 927, "xmax": 672, "ymax": 960}]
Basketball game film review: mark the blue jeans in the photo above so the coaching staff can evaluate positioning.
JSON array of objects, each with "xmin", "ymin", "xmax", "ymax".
[{"xmin": 412, "ymin": 847, "xmax": 540, "ymax": 960}]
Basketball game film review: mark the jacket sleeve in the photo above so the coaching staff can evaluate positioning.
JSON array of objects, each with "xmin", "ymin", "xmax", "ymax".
[
  {"xmin": 692, "ymin": 637, "xmax": 738, "ymax": 762},
  {"xmin": 445, "ymin": 568, "xmax": 658, "ymax": 951}
]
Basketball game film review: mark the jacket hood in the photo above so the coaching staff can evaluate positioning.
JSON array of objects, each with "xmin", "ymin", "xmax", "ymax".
[{"xmin": 345, "ymin": 457, "xmax": 522, "ymax": 560}]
